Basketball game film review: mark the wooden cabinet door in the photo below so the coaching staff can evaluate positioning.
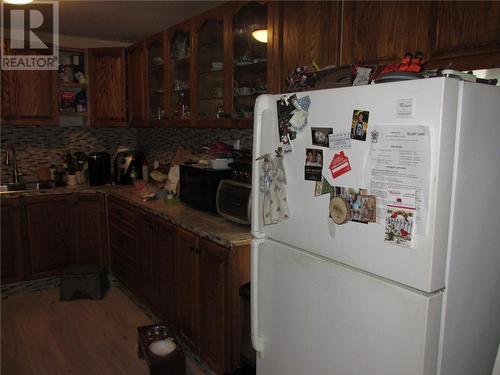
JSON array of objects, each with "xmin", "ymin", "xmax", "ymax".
[
  {"xmin": 138, "ymin": 211, "xmax": 157, "ymax": 308},
  {"xmin": 429, "ymin": 1, "xmax": 500, "ymax": 69},
  {"xmin": 1, "ymin": 198, "xmax": 26, "ymax": 283},
  {"xmin": 88, "ymin": 48, "xmax": 127, "ymax": 126},
  {"xmin": 341, "ymin": 1, "xmax": 432, "ymax": 65},
  {"xmin": 1, "ymin": 69, "xmax": 15, "ymax": 125},
  {"xmin": 127, "ymin": 42, "xmax": 147, "ymax": 125},
  {"xmin": 278, "ymin": 1, "xmax": 341, "ymax": 92},
  {"xmin": 74, "ymin": 193, "xmax": 107, "ymax": 269},
  {"xmin": 108, "ymin": 197, "xmax": 140, "ymax": 294},
  {"xmin": 26, "ymin": 195, "xmax": 74, "ymax": 278},
  {"xmin": 174, "ymin": 228, "xmax": 199, "ymax": 351},
  {"xmin": 199, "ymin": 238, "xmax": 230, "ymax": 374},
  {"xmin": 155, "ymin": 218, "xmax": 177, "ymax": 324}
]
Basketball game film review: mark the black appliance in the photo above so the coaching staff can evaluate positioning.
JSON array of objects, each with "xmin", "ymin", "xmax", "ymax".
[
  {"xmin": 179, "ymin": 164, "xmax": 232, "ymax": 212},
  {"xmin": 88, "ymin": 152, "xmax": 111, "ymax": 186},
  {"xmin": 113, "ymin": 151, "xmax": 145, "ymax": 185}
]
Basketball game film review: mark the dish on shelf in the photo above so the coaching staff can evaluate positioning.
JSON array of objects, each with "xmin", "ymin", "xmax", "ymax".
[
  {"xmin": 211, "ymin": 62, "xmax": 224, "ymax": 70},
  {"xmin": 235, "ymin": 87, "xmax": 255, "ymax": 96},
  {"xmin": 152, "ymin": 57, "xmax": 164, "ymax": 66}
]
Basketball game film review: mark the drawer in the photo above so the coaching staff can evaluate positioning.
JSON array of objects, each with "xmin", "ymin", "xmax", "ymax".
[
  {"xmin": 108, "ymin": 197, "xmax": 137, "ymax": 229},
  {"xmin": 109, "ymin": 223, "xmax": 137, "ymax": 267},
  {"xmin": 111, "ymin": 252, "xmax": 138, "ymax": 293}
]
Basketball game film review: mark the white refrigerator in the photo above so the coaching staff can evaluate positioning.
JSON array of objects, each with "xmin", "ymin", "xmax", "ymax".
[{"xmin": 251, "ymin": 78, "xmax": 500, "ymax": 375}]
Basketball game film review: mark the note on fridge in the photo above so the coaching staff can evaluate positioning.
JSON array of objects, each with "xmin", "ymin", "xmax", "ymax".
[{"xmin": 367, "ymin": 125, "xmax": 430, "ymax": 235}]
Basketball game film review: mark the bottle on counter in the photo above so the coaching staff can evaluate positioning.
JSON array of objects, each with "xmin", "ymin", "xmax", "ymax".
[
  {"xmin": 142, "ymin": 160, "xmax": 149, "ymax": 183},
  {"xmin": 130, "ymin": 165, "xmax": 137, "ymax": 182}
]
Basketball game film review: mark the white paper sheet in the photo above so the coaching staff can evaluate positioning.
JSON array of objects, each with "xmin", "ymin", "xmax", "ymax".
[{"xmin": 367, "ymin": 125, "xmax": 430, "ymax": 235}]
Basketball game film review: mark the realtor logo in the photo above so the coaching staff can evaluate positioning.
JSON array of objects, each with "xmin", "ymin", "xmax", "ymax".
[{"xmin": 1, "ymin": 0, "xmax": 59, "ymax": 70}]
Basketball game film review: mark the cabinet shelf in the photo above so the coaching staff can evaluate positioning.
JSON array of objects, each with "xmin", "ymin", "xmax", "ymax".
[
  {"xmin": 59, "ymin": 111, "xmax": 88, "ymax": 117},
  {"xmin": 59, "ymin": 82, "xmax": 87, "ymax": 89}
]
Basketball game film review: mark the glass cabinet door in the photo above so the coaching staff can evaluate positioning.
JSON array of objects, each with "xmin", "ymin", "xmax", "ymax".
[
  {"xmin": 232, "ymin": 2, "xmax": 267, "ymax": 121},
  {"xmin": 147, "ymin": 35, "xmax": 165, "ymax": 121},
  {"xmin": 170, "ymin": 30, "xmax": 191, "ymax": 122},
  {"xmin": 196, "ymin": 18, "xmax": 224, "ymax": 121}
]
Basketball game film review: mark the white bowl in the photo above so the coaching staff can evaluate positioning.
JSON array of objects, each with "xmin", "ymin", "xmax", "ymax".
[
  {"xmin": 209, "ymin": 158, "xmax": 233, "ymax": 169},
  {"xmin": 149, "ymin": 339, "xmax": 176, "ymax": 356}
]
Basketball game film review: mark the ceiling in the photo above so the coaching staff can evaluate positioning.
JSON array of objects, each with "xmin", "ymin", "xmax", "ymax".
[{"xmin": 57, "ymin": 1, "xmax": 223, "ymax": 44}]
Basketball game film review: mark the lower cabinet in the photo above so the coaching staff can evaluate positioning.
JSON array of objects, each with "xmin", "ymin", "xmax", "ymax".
[
  {"xmin": 25, "ymin": 195, "xmax": 74, "ymax": 279},
  {"xmin": 174, "ymin": 228, "xmax": 200, "ymax": 351},
  {"xmin": 1, "ymin": 197, "xmax": 26, "ymax": 284},
  {"xmin": 74, "ymin": 193, "xmax": 108, "ymax": 269},
  {"xmin": 1, "ymin": 193, "xmax": 108, "ymax": 283},
  {"xmin": 198, "ymin": 238, "xmax": 230, "ymax": 374}
]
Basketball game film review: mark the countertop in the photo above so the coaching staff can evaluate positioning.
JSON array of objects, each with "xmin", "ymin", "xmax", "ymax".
[{"xmin": 1, "ymin": 185, "xmax": 252, "ymax": 248}]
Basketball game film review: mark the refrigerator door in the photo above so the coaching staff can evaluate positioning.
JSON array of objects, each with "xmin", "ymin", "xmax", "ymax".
[
  {"xmin": 437, "ymin": 82, "xmax": 500, "ymax": 375},
  {"xmin": 253, "ymin": 239, "xmax": 443, "ymax": 375},
  {"xmin": 252, "ymin": 78, "xmax": 460, "ymax": 292}
]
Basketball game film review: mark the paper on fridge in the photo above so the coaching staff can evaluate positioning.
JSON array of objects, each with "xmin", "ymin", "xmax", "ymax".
[
  {"xmin": 367, "ymin": 125, "xmax": 430, "ymax": 235},
  {"xmin": 384, "ymin": 189, "xmax": 416, "ymax": 248}
]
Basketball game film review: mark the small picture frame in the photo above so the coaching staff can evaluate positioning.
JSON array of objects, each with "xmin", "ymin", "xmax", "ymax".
[
  {"xmin": 305, "ymin": 148, "xmax": 323, "ymax": 181},
  {"xmin": 350, "ymin": 110, "xmax": 370, "ymax": 141},
  {"xmin": 311, "ymin": 127, "xmax": 333, "ymax": 147}
]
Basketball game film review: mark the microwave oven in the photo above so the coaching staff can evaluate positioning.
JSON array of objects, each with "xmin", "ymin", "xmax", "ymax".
[
  {"xmin": 179, "ymin": 165, "xmax": 232, "ymax": 212},
  {"xmin": 216, "ymin": 180, "xmax": 251, "ymax": 225}
]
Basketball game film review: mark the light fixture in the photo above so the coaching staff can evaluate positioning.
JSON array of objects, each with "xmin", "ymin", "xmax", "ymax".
[
  {"xmin": 252, "ymin": 29, "xmax": 268, "ymax": 43},
  {"xmin": 3, "ymin": 0, "xmax": 33, "ymax": 4}
]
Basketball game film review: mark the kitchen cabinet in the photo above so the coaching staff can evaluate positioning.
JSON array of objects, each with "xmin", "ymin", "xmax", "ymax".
[
  {"xmin": 74, "ymin": 193, "xmax": 108, "ymax": 269},
  {"xmin": 1, "ymin": 198, "xmax": 26, "ymax": 284},
  {"xmin": 167, "ymin": 23, "xmax": 193, "ymax": 126},
  {"xmin": 126, "ymin": 42, "xmax": 148, "ymax": 125},
  {"xmin": 137, "ymin": 211, "xmax": 159, "ymax": 309},
  {"xmin": 193, "ymin": 10, "xmax": 231, "ymax": 127},
  {"xmin": 428, "ymin": 1, "xmax": 500, "ymax": 70},
  {"xmin": 25, "ymin": 195, "xmax": 74, "ymax": 279},
  {"xmin": 230, "ymin": 1, "xmax": 269, "ymax": 127},
  {"xmin": 276, "ymin": 1, "xmax": 341, "ymax": 92},
  {"xmin": 198, "ymin": 238, "xmax": 230, "ymax": 374},
  {"xmin": 88, "ymin": 48, "xmax": 127, "ymax": 126},
  {"xmin": 174, "ymin": 228, "xmax": 200, "ymax": 351},
  {"xmin": 341, "ymin": 1, "xmax": 432, "ymax": 66},
  {"xmin": 146, "ymin": 32, "xmax": 168, "ymax": 124},
  {"xmin": 0, "ymin": 41, "xmax": 58, "ymax": 126},
  {"xmin": 154, "ymin": 217, "xmax": 177, "ymax": 324},
  {"xmin": 108, "ymin": 196, "xmax": 140, "ymax": 294}
]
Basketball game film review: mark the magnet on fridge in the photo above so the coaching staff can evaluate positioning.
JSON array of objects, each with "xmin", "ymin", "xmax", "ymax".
[
  {"xmin": 329, "ymin": 151, "xmax": 351, "ymax": 179},
  {"xmin": 350, "ymin": 109, "xmax": 370, "ymax": 141},
  {"xmin": 329, "ymin": 196, "xmax": 350, "ymax": 225}
]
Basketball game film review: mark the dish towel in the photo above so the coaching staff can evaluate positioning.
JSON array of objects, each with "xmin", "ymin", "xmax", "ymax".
[{"xmin": 259, "ymin": 156, "xmax": 290, "ymax": 225}]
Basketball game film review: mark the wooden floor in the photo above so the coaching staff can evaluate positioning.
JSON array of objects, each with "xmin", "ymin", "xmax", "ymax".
[{"xmin": 1, "ymin": 287, "xmax": 154, "ymax": 375}]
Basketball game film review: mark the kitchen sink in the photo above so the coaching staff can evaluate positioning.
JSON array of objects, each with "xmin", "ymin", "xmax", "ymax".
[{"xmin": 0, "ymin": 181, "xmax": 54, "ymax": 192}]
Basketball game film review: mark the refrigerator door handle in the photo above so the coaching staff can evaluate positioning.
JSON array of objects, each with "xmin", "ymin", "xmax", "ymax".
[{"xmin": 251, "ymin": 237, "xmax": 265, "ymax": 355}]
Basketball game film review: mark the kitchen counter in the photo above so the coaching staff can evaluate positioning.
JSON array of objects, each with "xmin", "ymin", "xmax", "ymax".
[{"xmin": 0, "ymin": 185, "xmax": 252, "ymax": 248}]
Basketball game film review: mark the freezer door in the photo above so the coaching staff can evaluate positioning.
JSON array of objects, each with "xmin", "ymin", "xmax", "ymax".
[
  {"xmin": 252, "ymin": 78, "xmax": 460, "ymax": 292},
  {"xmin": 254, "ymin": 239, "xmax": 442, "ymax": 375}
]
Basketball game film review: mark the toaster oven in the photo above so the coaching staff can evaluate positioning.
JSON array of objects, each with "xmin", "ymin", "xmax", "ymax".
[{"xmin": 216, "ymin": 179, "xmax": 251, "ymax": 225}]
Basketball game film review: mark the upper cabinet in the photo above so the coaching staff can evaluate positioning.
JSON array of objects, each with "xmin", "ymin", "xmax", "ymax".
[
  {"xmin": 147, "ymin": 33, "xmax": 167, "ymax": 123},
  {"xmin": 88, "ymin": 48, "xmax": 127, "ymax": 126},
  {"xmin": 429, "ymin": 1, "xmax": 500, "ymax": 70},
  {"xmin": 277, "ymin": 1, "xmax": 341, "ymax": 92},
  {"xmin": 231, "ymin": 2, "xmax": 268, "ymax": 126},
  {"xmin": 127, "ymin": 42, "xmax": 148, "ymax": 126},
  {"xmin": 341, "ymin": 1, "xmax": 432, "ymax": 65},
  {"xmin": 168, "ymin": 25, "xmax": 192, "ymax": 126},
  {"xmin": 1, "ymin": 41, "xmax": 58, "ymax": 126},
  {"xmin": 194, "ymin": 13, "xmax": 228, "ymax": 127}
]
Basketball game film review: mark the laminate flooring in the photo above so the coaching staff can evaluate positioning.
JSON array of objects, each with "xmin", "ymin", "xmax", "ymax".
[{"xmin": 1, "ymin": 287, "xmax": 153, "ymax": 375}]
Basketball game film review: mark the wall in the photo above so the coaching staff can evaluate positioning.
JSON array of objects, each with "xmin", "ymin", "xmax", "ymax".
[{"xmin": 0, "ymin": 126, "xmax": 137, "ymax": 182}]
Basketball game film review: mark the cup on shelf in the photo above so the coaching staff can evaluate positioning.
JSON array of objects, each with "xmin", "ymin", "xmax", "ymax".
[
  {"xmin": 211, "ymin": 62, "xmax": 223, "ymax": 70},
  {"xmin": 213, "ymin": 87, "xmax": 223, "ymax": 97}
]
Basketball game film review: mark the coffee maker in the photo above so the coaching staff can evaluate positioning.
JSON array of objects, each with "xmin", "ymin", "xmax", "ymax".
[
  {"xmin": 113, "ymin": 151, "xmax": 145, "ymax": 185},
  {"xmin": 88, "ymin": 152, "xmax": 111, "ymax": 186}
]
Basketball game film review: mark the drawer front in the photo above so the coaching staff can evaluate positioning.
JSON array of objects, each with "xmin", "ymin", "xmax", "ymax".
[
  {"xmin": 108, "ymin": 197, "xmax": 137, "ymax": 230},
  {"xmin": 109, "ymin": 222, "xmax": 137, "ymax": 267}
]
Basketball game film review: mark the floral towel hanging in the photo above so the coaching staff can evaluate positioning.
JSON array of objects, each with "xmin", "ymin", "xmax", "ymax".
[{"xmin": 258, "ymin": 154, "xmax": 290, "ymax": 225}]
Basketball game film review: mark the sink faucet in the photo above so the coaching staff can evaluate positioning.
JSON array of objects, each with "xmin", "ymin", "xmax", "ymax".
[{"xmin": 4, "ymin": 145, "xmax": 19, "ymax": 184}]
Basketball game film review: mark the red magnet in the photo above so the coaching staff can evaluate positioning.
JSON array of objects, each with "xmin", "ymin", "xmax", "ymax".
[{"xmin": 329, "ymin": 151, "xmax": 351, "ymax": 179}]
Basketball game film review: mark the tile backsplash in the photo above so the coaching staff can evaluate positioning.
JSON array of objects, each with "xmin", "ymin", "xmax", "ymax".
[
  {"xmin": 1, "ymin": 125, "xmax": 253, "ymax": 182},
  {"xmin": 137, "ymin": 127, "xmax": 253, "ymax": 165},
  {"xmin": 1, "ymin": 126, "xmax": 137, "ymax": 182}
]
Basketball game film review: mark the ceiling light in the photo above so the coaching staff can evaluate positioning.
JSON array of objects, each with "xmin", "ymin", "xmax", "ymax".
[
  {"xmin": 3, "ymin": 0, "xmax": 33, "ymax": 4},
  {"xmin": 252, "ymin": 29, "xmax": 268, "ymax": 43}
]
